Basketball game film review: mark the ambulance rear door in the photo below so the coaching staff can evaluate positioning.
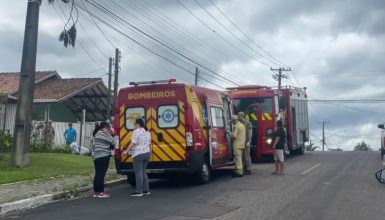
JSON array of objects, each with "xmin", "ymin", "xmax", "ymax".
[{"xmin": 207, "ymin": 100, "xmax": 231, "ymax": 168}]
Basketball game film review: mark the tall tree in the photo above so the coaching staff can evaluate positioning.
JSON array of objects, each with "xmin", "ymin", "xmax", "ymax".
[{"xmin": 354, "ymin": 141, "xmax": 372, "ymax": 151}]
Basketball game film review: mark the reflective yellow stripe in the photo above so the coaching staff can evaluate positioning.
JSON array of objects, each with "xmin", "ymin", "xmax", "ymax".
[
  {"xmin": 167, "ymin": 129, "xmax": 186, "ymax": 147},
  {"xmin": 250, "ymin": 114, "xmax": 258, "ymax": 121},
  {"xmin": 119, "ymin": 105, "xmax": 125, "ymax": 116},
  {"xmin": 120, "ymin": 133, "xmax": 132, "ymax": 147},
  {"xmin": 152, "ymin": 145, "xmax": 170, "ymax": 161},
  {"xmin": 149, "ymin": 118, "xmax": 181, "ymax": 161},
  {"xmin": 264, "ymin": 113, "xmax": 272, "ymax": 120}
]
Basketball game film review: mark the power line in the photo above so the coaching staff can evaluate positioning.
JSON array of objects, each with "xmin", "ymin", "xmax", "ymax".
[
  {"xmin": 83, "ymin": 0, "xmax": 240, "ymax": 87},
  {"xmin": 54, "ymin": 3, "xmax": 106, "ymax": 72},
  {"xmin": 75, "ymin": 3, "xmax": 226, "ymax": 89},
  {"xmin": 193, "ymin": 0, "xmax": 282, "ymax": 67},
  {"xmin": 309, "ymin": 99, "xmax": 385, "ymax": 103},
  {"xmin": 207, "ymin": 0, "xmax": 289, "ymax": 68},
  {"xmin": 107, "ymin": 0, "xmax": 248, "ymax": 86},
  {"xmin": 132, "ymin": 0, "xmax": 270, "ymax": 84},
  {"xmin": 79, "ymin": 0, "xmax": 116, "ymax": 48},
  {"xmin": 175, "ymin": 0, "xmax": 271, "ymax": 68}
]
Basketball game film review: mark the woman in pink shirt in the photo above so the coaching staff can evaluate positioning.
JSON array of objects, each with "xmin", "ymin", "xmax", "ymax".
[{"xmin": 125, "ymin": 118, "xmax": 151, "ymax": 197}]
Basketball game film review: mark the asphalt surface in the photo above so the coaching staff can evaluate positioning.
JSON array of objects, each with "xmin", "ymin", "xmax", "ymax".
[{"xmin": 2, "ymin": 151, "xmax": 385, "ymax": 220}]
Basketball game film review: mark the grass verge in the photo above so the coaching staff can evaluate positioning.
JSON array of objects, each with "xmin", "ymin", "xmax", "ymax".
[{"xmin": 0, "ymin": 153, "xmax": 116, "ymax": 184}]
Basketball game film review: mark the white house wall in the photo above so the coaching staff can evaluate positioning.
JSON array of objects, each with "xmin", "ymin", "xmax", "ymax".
[
  {"xmin": 0, "ymin": 104, "xmax": 97, "ymax": 150},
  {"xmin": 52, "ymin": 121, "xmax": 95, "ymax": 149}
]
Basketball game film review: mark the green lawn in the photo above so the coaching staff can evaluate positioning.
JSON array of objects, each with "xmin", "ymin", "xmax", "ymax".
[{"xmin": 0, "ymin": 153, "xmax": 115, "ymax": 184}]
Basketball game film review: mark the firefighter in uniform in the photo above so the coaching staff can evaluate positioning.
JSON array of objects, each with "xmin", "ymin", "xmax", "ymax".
[
  {"xmin": 231, "ymin": 115, "xmax": 246, "ymax": 177},
  {"xmin": 238, "ymin": 112, "xmax": 252, "ymax": 175}
]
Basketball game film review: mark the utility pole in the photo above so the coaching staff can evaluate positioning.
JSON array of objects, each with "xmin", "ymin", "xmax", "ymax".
[
  {"xmin": 12, "ymin": 0, "xmax": 41, "ymax": 167},
  {"xmin": 271, "ymin": 67, "xmax": 291, "ymax": 89},
  {"xmin": 113, "ymin": 48, "xmax": 121, "ymax": 106},
  {"xmin": 319, "ymin": 121, "xmax": 330, "ymax": 151},
  {"xmin": 106, "ymin": 57, "xmax": 113, "ymax": 120},
  {"xmin": 79, "ymin": 109, "xmax": 86, "ymax": 151},
  {"xmin": 195, "ymin": 67, "xmax": 199, "ymax": 86}
]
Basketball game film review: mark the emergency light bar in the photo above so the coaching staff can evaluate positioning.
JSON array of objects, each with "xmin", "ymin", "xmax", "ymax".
[
  {"xmin": 227, "ymin": 85, "xmax": 270, "ymax": 90},
  {"xmin": 129, "ymin": 78, "xmax": 176, "ymax": 86}
]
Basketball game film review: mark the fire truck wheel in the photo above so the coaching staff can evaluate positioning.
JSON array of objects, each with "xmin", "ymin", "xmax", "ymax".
[
  {"xmin": 194, "ymin": 160, "xmax": 211, "ymax": 184},
  {"xmin": 127, "ymin": 174, "xmax": 136, "ymax": 186}
]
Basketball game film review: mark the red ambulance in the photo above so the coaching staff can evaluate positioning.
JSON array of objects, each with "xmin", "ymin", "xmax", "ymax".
[{"xmin": 113, "ymin": 79, "xmax": 234, "ymax": 184}]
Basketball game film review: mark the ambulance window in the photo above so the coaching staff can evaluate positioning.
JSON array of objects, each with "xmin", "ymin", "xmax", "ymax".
[
  {"xmin": 158, "ymin": 105, "xmax": 179, "ymax": 128},
  {"xmin": 125, "ymin": 107, "xmax": 145, "ymax": 130},
  {"xmin": 211, "ymin": 107, "xmax": 225, "ymax": 128}
]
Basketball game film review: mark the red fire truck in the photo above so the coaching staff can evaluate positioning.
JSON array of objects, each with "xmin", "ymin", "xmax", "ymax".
[
  {"xmin": 228, "ymin": 86, "xmax": 309, "ymax": 161},
  {"xmin": 113, "ymin": 79, "xmax": 234, "ymax": 184}
]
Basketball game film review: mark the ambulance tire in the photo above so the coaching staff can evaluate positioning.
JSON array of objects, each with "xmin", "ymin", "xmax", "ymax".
[
  {"xmin": 127, "ymin": 174, "xmax": 136, "ymax": 186},
  {"xmin": 193, "ymin": 160, "xmax": 211, "ymax": 185},
  {"xmin": 298, "ymin": 146, "xmax": 305, "ymax": 155}
]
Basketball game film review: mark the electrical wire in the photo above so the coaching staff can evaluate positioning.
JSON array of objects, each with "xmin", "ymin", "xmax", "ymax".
[
  {"xmin": 175, "ymin": 0, "xmax": 271, "ymax": 68},
  {"xmin": 207, "ymin": 0, "xmax": 289, "ymax": 68}
]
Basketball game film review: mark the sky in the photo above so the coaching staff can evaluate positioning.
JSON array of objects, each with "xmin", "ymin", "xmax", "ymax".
[{"xmin": 1, "ymin": 0, "xmax": 385, "ymax": 151}]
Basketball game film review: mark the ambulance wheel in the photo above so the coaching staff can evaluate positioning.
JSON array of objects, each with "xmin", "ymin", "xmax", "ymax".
[
  {"xmin": 127, "ymin": 174, "xmax": 136, "ymax": 186},
  {"xmin": 298, "ymin": 146, "xmax": 305, "ymax": 155},
  {"xmin": 194, "ymin": 161, "xmax": 211, "ymax": 184}
]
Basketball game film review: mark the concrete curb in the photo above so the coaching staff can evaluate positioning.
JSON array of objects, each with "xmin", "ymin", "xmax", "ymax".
[{"xmin": 0, "ymin": 178, "xmax": 126, "ymax": 215}]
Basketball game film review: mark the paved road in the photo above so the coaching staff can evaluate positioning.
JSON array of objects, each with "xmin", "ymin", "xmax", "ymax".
[{"xmin": 2, "ymin": 151, "xmax": 385, "ymax": 220}]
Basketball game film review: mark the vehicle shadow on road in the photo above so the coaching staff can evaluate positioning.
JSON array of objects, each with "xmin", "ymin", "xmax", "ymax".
[{"xmin": 144, "ymin": 168, "xmax": 235, "ymax": 189}]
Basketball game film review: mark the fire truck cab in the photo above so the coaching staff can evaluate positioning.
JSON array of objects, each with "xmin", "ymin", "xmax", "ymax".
[
  {"xmin": 228, "ymin": 86, "xmax": 309, "ymax": 161},
  {"xmin": 114, "ymin": 79, "xmax": 234, "ymax": 184}
]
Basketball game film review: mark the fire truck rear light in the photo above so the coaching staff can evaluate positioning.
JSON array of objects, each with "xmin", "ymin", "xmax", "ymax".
[
  {"xmin": 266, "ymin": 128, "xmax": 273, "ymax": 135},
  {"xmin": 169, "ymin": 78, "xmax": 177, "ymax": 83},
  {"xmin": 186, "ymin": 132, "xmax": 193, "ymax": 147}
]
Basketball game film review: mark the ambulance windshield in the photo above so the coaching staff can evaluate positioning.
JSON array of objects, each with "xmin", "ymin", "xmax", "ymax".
[{"xmin": 233, "ymin": 97, "xmax": 273, "ymax": 113}]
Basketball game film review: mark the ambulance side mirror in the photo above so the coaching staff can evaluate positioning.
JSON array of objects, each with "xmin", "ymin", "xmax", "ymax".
[{"xmin": 378, "ymin": 124, "xmax": 385, "ymax": 129}]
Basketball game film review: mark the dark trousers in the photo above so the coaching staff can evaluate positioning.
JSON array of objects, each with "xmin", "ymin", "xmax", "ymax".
[
  {"xmin": 133, "ymin": 152, "xmax": 151, "ymax": 193},
  {"xmin": 93, "ymin": 156, "xmax": 110, "ymax": 193}
]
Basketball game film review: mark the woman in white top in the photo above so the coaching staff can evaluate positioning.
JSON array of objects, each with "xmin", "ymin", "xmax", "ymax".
[{"xmin": 125, "ymin": 118, "xmax": 151, "ymax": 197}]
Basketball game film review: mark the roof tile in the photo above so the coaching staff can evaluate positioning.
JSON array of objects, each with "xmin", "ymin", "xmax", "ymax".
[
  {"xmin": 0, "ymin": 71, "xmax": 57, "ymax": 94},
  {"xmin": 33, "ymin": 78, "xmax": 102, "ymax": 100}
]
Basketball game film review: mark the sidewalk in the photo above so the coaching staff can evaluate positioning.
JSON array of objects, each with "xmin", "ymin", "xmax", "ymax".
[{"xmin": 0, "ymin": 169, "xmax": 126, "ymax": 214}]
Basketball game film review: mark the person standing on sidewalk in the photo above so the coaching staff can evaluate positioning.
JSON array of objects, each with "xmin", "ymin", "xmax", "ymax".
[
  {"xmin": 92, "ymin": 121, "xmax": 115, "ymax": 198},
  {"xmin": 125, "ymin": 118, "xmax": 151, "ymax": 197},
  {"xmin": 238, "ymin": 112, "xmax": 253, "ymax": 175},
  {"xmin": 231, "ymin": 115, "xmax": 246, "ymax": 177},
  {"xmin": 272, "ymin": 120, "xmax": 286, "ymax": 175},
  {"xmin": 64, "ymin": 123, "xmax": 77, "ymax": 146}
]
